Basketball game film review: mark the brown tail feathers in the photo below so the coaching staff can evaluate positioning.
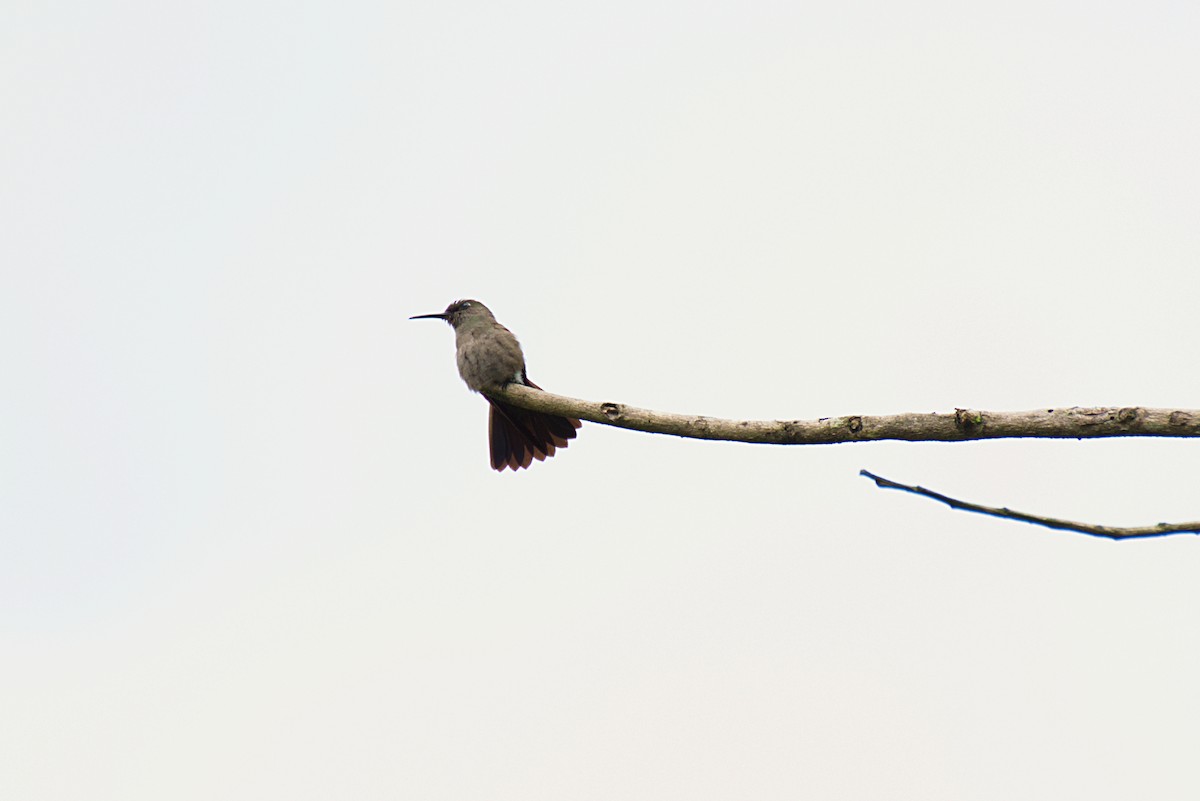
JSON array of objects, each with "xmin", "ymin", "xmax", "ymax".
[{"xmin": 485, "ymin": 380, "xmax": 580, "ymax": 471}]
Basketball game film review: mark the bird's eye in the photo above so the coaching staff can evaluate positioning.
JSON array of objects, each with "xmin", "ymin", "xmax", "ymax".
[{"xmin": 460, "ymin": 301, "xmax": 471, "ymax": 308}]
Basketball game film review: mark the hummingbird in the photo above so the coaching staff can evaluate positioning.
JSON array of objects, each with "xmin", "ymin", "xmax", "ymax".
[{"xmin": 410, "ymin": 299, "xmax": 581, "ymax": 471}]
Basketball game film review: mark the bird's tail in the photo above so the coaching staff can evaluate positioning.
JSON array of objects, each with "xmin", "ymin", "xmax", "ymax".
[{"xmin": 486, "ymin": 382, "xmax": 581, "ymax": 471}]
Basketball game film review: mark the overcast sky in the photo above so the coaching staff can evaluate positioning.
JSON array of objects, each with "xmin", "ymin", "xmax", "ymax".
[{"xmin": 3, "ymin": 2, "xmax": 1199, "ymax": 799}]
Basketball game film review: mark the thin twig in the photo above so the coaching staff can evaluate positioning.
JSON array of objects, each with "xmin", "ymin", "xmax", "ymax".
[
  {"xmin": 859, "ymin": 470, "xmax": 1200, "ymax": 540},
  {"xmin": 491, "ymin": 384, "xmax": 1200, "ymax": 444}
]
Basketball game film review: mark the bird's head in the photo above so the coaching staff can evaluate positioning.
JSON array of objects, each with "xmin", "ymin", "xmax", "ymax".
[{"xmin": 410, "ymin": 299, "xmax": 495, "ymax": 329}]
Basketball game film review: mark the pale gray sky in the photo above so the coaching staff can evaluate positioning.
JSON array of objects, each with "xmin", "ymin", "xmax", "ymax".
[{"xmin": 3, "ymin": 2, "xmax": 1199, "ymax": 799}]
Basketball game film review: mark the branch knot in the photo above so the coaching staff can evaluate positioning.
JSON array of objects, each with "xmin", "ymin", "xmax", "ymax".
[{"xmin": 955, "ymin": 408, "xmax": 984, "ymax": 430}]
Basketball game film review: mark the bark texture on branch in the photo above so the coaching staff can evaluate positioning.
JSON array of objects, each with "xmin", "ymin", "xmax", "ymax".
[{"xmin": 489, "ymin": 385, "xmax": 1200, "ymax": 444}]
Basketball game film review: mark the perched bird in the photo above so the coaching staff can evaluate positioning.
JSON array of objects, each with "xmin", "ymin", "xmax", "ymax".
[{"xmin": 411, "ymin": 299, "xmax": 581, "ymax": 471}]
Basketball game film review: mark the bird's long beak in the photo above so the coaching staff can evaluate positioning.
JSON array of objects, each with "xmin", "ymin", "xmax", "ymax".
[{"xmin": 409, "ymin": 312, "xmax": 448, "ymax": 320}]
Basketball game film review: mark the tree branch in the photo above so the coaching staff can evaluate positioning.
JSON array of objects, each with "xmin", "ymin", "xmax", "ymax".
[
  {"xmin": 859, "ymin": 470, "xmax": 1200, "ymax": 540},
  {"xmin": 490, "ymin": 384, "xmax": 1200, "ymax": 444}
]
